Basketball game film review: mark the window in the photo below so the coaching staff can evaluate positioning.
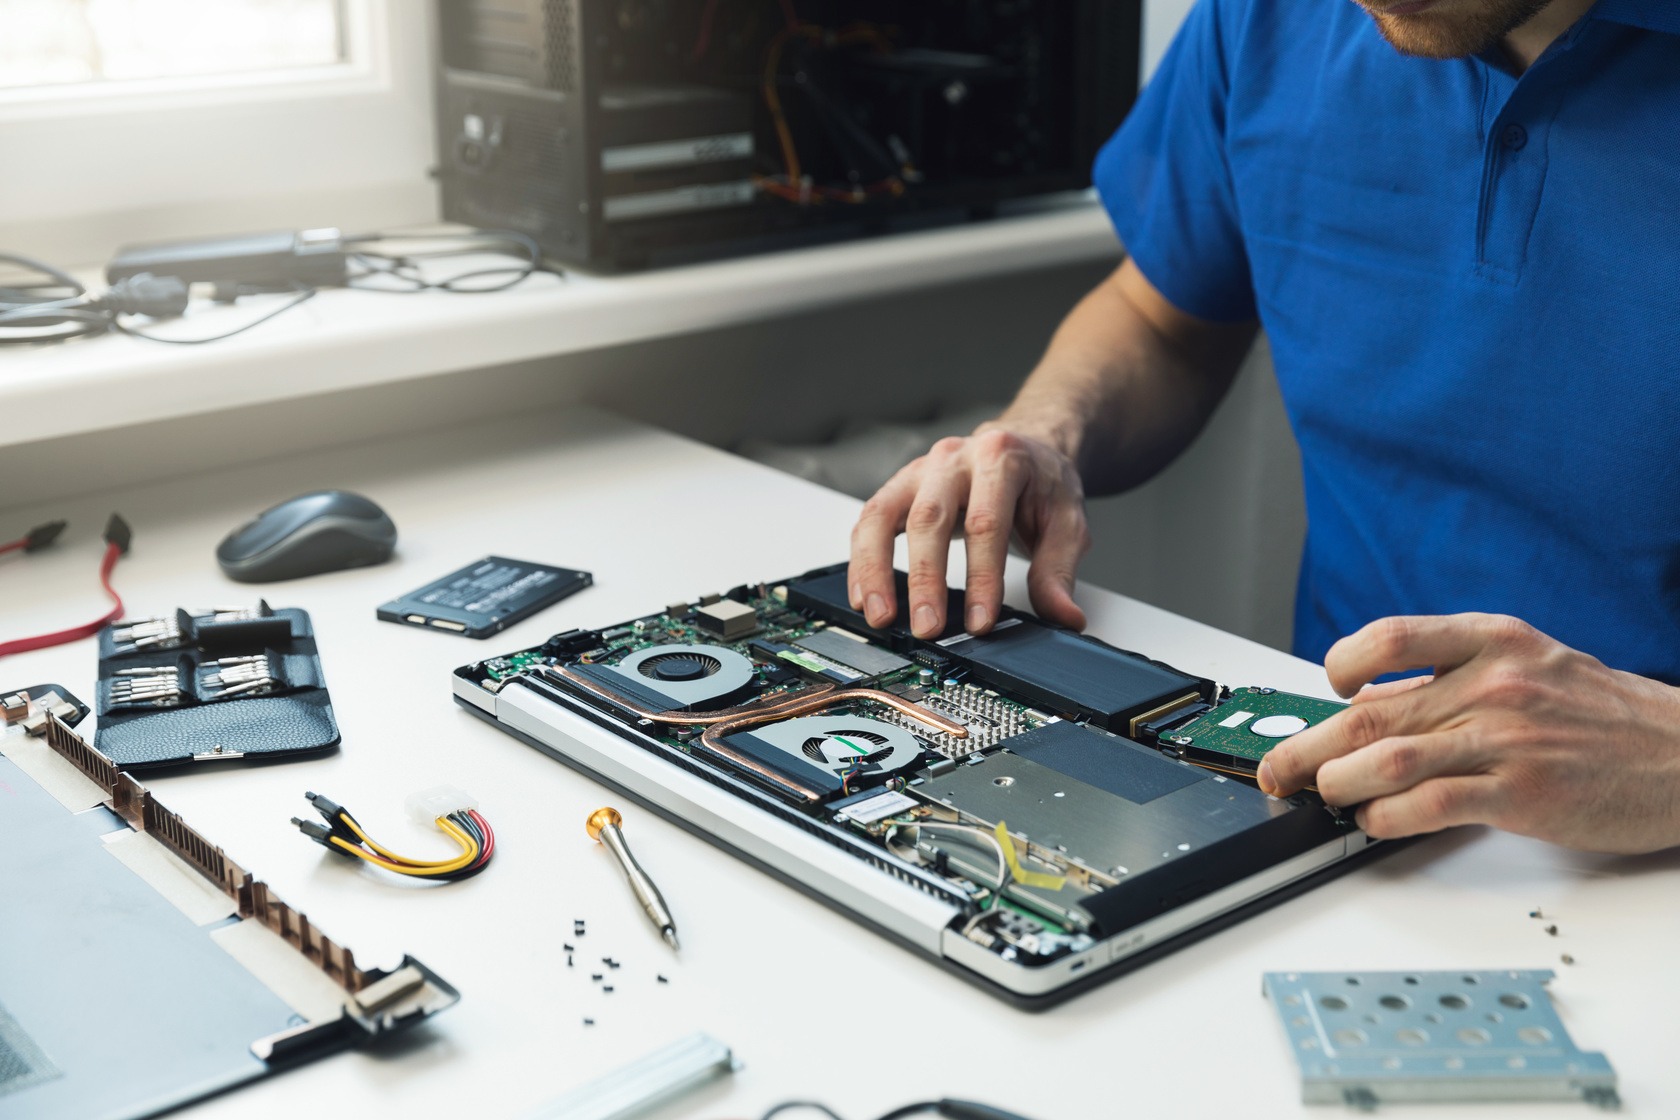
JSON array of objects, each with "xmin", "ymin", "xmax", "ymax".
[
  {"xmin": 0, "ymin": 0, "xmax": 346, "ymax": 91},
  {"xmin": 0, "ymin": 0, "xmax": 437, "ymax": 267}
]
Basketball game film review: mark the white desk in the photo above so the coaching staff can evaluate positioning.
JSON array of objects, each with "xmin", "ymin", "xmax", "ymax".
[{"xmin": 2, "ymin": 407, "xmax": 1673, "ymax": 1120}]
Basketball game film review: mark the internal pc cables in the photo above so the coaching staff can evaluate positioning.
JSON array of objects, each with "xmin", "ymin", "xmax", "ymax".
[
  {"xmin": 0, "ymin": 515, "xmax": 131, "ymax": 657},
  {"xmin": 292, "ymin": 786, "xmax": 495, "ymax": 883}
]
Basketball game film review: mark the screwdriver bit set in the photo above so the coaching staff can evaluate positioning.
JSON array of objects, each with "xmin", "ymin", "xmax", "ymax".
[{"xmin": 93, "ymin": 602, "xmax": 340, "ymax": 771}]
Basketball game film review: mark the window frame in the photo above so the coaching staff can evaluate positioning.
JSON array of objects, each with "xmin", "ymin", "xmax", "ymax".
[
  {"xmin": 0, "ymin": 0, "xmax": 439, "ymax": 267},
  {"xmin": 0, "ymin": 0, "xmax": 364, "ymax": 110}
]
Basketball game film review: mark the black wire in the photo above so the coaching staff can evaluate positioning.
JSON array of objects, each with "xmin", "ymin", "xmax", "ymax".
[
  {"xmin": 0, "ymin": 305, "xmax": 112, "ymax": 344},
  {"xmin": 1, "ymin": 228, "xmax": 558, "ymax": 347},
  {"xmin": 112, "ymin": 287, "xmax": 318, "ymax": 345},
  {"xmin": 873, "ymin": 1106, "xmax": 942, "ymax": 1120},
  {"xmin": 0, "ymin": 252, "xmax": 106, "ymax": 344},
  {"xmin": 759, "ymin": 1103, "xmax": 949, "ymax": 1120},
  {"xmin": 343, "ymin": 229, "xmax": 561, "ymax": 294},
  {"xmin": 453, "ymin": 810, "xmax": 484, "ymax": 849},
  {"xmin": 432, "ymin": 809, "xmax": 492, "ymax": 882},
  {"xmin": 761, "ymin": 1104, "xmax": 849, "ymax": 1120},
  {"xmin": 0, "ymin": 251, "xmax": 85, "ymax": 309}
]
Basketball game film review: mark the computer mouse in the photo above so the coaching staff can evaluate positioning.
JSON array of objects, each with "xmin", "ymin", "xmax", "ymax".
[{"xmin": 217, "ymin": 490, "xmax": 397, "ymax": 583}]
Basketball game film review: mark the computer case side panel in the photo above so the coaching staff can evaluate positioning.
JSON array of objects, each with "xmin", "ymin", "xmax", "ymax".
[{"xmin": 436, "ymin": 0, "xmax": 603, "ymax": 262}]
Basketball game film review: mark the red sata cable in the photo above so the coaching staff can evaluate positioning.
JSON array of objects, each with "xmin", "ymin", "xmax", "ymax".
[
  {"xmin": 0, "ymin": 519, "xmax": 65, "ymax": 557},
  {"xmin": 0, "ymin": 515, "xmax": 131, "ymax": 657}
]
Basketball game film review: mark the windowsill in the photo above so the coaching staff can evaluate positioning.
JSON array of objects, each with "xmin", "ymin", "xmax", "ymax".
[{"xmin": 0, "ymin": 199, "xmax": 1118, "ymax": 451}]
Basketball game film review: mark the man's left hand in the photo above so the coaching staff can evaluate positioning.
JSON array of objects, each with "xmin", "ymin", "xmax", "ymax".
[{"xmin": 1257, "ymin": 613, "xmax": 1680, "ymax": 854}]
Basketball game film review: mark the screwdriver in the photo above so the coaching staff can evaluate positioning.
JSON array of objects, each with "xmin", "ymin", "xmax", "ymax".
[{"xmin": 587, "ymin": 806, "xmax": 680, "ymax": 951}]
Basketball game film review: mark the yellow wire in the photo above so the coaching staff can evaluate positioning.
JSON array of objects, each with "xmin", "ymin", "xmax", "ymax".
[
  {"xmin": 437, "ymin": 815, "xmax": 479, "ymax": 859},
  {"xmin": 329, "ymin": 833, "xmax": 479, "ymax": 876},
  {"xmin": 339, "ymin": 811, "xmax": 474, "ymax": 868},
  {"xmin": 763, "ymin": 25, "xmax": 822, "ymax": 185},
  {"xmin": 762, "ymin": 24, "xmax": 899, "ymax": 199}
]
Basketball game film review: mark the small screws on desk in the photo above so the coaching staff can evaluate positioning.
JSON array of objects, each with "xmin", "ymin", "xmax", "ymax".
[{"xmin": 587, "ymin": 806, "xmax": 680, "ymax": 951}]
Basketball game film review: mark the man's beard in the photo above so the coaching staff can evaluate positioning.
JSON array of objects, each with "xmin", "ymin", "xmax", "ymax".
[{"xmin": 1353, "ymin": 0, "xmax": 1553, "ymax": 59}]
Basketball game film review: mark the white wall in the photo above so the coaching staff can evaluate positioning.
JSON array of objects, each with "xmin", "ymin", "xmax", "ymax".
[{"xmin": 1144, "ymin": 0, "xmax": 1197, "ymax": 80}]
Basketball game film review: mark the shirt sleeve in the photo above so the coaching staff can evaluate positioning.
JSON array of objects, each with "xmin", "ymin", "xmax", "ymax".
[{"xmin": 1093, "ymin": 0, "xmax": 1256, "ymax": 323}]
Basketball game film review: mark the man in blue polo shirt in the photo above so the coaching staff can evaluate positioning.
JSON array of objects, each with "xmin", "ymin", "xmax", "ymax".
[{"xmin": 848, "ymin": 0, "xmax": 1680, "ymax": 853}]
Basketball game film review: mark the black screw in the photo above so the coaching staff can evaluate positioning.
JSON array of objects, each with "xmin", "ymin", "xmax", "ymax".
[
  {"xmin": 583, "ymin": 1017, "xmax": 595, "ymax": 1026},
  {"xmin": 591, "ymin": 973, "xmax": 603, "ymax": 981},
  {"xmin": 1545, "ymin": 925, "xmax": 1558, "ymax": 936},
  {"xmin": 603, "ymin": 985, "xmax": 615, "ymax": 993},
  {"xmin": 657, "ymin": 974, "xmax": 669, "ymax": 984},
  {"xmin": 567, "ymin": 954, "xmax": 573, "ymax": 967},
  {"xmin": 562, "ymin": 942, "xmax": 574, "ymax": 952}
]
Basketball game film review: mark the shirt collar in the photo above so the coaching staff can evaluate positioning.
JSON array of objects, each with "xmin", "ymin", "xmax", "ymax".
[{"xmin": 1590, "ymin": 0, "xmax": 1680, "ymax": 35}]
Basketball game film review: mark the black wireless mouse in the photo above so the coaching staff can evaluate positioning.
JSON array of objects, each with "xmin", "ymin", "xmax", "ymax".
[{"xmin": 217, "ymin": 490, "xmax": 397, "ymax": 583}]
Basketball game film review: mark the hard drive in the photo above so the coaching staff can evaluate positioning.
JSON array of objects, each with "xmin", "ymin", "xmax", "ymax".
[{"xmin": 379, "ymin": 556, "xmax": 592, "ymax": 639}]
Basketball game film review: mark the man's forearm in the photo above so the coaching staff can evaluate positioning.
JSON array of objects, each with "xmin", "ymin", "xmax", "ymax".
[{"xmin": 995, "ymin": 260, "xmax": 1258, "ymax": 496}]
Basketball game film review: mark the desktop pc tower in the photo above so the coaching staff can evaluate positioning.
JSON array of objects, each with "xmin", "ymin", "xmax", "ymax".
[{"xmin": 436, "ymin": 0, "xmax": 1141, "ymax": 270}]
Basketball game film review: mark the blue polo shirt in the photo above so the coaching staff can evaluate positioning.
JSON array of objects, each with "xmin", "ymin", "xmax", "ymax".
[{"xmin": 1094, "ymin": 0, "xmax": 1680, "ymax": 683}]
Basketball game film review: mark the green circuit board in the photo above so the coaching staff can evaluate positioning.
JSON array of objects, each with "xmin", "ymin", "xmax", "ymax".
[
  {"xmin": 455, "ymin": 574, "xmax": 1361, "ymax": 971},
  {"xmin": 482, "ymin": 650, "xmax": 551, "ymax": 680},
  {"xmin": 1162, "ymin": 686, "xmax": 1346, "ymax": 775},
  {"xmin": 474, "ymin": 591, "xmax": 1049, "ymax": 761}
]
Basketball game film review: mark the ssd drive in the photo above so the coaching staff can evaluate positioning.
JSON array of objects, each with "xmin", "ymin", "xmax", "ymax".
[{"xmin": 377, "ymin": 556, "xmax": 592, "ymax": 639}]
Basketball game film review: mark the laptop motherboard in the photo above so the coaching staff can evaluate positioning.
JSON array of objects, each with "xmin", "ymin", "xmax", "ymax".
[{"xmin": 453, "ymin": 563, "xmax": 1359, "ymax": 986}]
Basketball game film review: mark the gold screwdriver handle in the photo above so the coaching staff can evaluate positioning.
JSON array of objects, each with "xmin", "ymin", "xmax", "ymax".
[{"xmin": 587, "ymin": 806, "xmax": 680, "ymax": 950}]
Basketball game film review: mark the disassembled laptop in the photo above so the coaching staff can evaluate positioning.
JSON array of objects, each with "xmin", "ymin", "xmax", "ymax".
[
  {"xmin": 456, "ymin": 563, "xmax": 1376, "ymax": 1005},
  {"xmin": 0, "ymin": 690, "xmax": 456, "ymax": 1118}
]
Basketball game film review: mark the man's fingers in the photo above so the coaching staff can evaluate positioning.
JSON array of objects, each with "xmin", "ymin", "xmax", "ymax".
[
  {"xmin": 962, "ymin": 442, "xmax": 1031, "ymax": 633},
  {"xmin": 903, "ymin": 461, "xmax": 970, "ymax": 638},
  {"xmin": 1314, "ymin": 731, "xmax": 1490, "ymax": 807},
  {"xmin": 1350, "ymin": 674, "xmax": 1434, "ymax": 704},
  {"xmin": 1024, "ymin": 498, "xmax": 1089, "ymax": 631},
  {"xmin": 1354, "ymin": 776, "xmax": 1498, "ymax": 839},
  {"xmin": 1323, "ymin": 615, "xmax": 1503, "ymax": 698},
  {"xmin": 848, "ymin": 469, "xmax": 919, "ymax": 627},
  {"xmin": 850, "ymin": 430, "xmax": 1092, "ymax": 637},
  {"xmin": 1258, "ymin": 682, "xmax": 1450, "ymax": 797}
]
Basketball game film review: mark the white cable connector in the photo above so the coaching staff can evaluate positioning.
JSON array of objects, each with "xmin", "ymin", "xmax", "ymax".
[{"xmin": 405, "ymin": 785, "xmax": 479, "ymax": 823}]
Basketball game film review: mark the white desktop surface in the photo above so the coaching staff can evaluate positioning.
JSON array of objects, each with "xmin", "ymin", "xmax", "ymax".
[{"xmin": 2, "ymin": 406, "xmax": 1673, "ymax": 1120}]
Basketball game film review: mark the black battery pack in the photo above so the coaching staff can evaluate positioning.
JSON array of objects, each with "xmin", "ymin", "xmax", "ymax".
[{"xmin": 377, "ymin": 556, "xmax": 592, "ymax": 639}]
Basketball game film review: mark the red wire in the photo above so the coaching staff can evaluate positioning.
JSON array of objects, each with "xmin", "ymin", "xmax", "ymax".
[
  {"xmin": 0, "ymin": 541, "xmax": 125, "ymax": 657},
  {"xmin": 0, "ymin": 538, "xmax": 25, "ymax": 556},
  {"xmin": 468, "ymin": 809, "xmax": 496, "ymax": 865}
]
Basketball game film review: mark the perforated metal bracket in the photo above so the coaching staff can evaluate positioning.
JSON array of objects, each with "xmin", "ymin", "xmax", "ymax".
[{"xmin": 1263, "ymin": 969, "xmax": 1618, "ymax": 1110}]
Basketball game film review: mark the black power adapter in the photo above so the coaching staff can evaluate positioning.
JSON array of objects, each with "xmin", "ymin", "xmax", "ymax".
[{"xmin": 106, "ymin": 228, "xmax": 348, "ymax": 296}]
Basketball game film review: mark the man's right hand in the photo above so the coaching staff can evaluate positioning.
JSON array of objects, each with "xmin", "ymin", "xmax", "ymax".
[
  {"xmin": 843, "ymin": 258, "xmax": 1257, "ymax": 643},
  {"xmin": 847, "ymin": 423, "xmax": 1091, "ymax": 639}
]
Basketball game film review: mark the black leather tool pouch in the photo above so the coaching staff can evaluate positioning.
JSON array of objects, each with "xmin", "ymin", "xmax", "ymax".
[{"xmin": 93, "ymin": 603, "xmax": 339, "ymax": 771}]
